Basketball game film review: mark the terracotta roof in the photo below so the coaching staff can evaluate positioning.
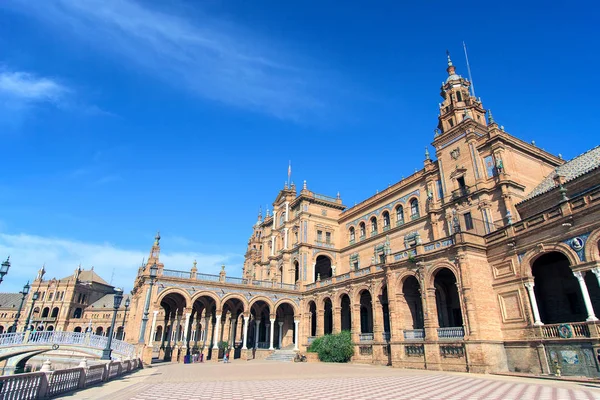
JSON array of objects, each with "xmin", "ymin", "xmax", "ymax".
[
  {"xmin": 523, "ymin": 146, "xmax": 600, "ymax": 201},
  {"xmin": 88, "ymin": 293, "xmax": 131, "ymax": 309},
  {"xmin": 0, "ymin": 293, "xmax": 23, "ymax": 309}
]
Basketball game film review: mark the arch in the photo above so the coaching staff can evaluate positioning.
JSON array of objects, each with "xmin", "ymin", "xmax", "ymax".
[
  {"xmin": 293, "ymin": 260, "xmax": 300, "ymax": 283},
  {"xmin": 249, "ymin": 296, "xmax": 275, "ymax": 312},
  {"xmin": 275, "ymin": 301, "xmax": 296, "ymax": 349},
  {"xmin": 190, "ymin": 291, "xmax": 221, "ymax": 310},
  {"xmin": 379, "ymin": 285, "xmax": 391, "ymax": 335},
  {"xmin": 370, "ymin": 216, "xmax": 378, "ymax": 234},
  {"xmin": 520, "ymin": 244, "xmax": 581, "ymax": 277},
  {"xmin": 382, "ymin": 211, "xmax": 390, "ymax": 229},
  {"xmin": 41, "ymin": 307, "xmax": 50, "ymax": 318},
  {"xmin": 156, "ymin": 288, "xmax": 191, "ymax": 308},
  {"xmin": 427, "ymin": 261, "xmax": 461, "ymax": 285},
  {"xmin": 532, "ymin": 251, "xmax": 588, "ymax": 324},
  {"xmin": 584, "ymin": 228, "xmax": 600, "ymax": 262},
  {"xmin": 74, "ymin": 326, "xmax": 82, "ymax": 333},
  {"xmin": 349, "ymin": 226, "xmax": 356, "ymax": 243},
  {"xmin": 323, "ymin": 298, "xmax": 333, "ymax": 335},
  {"xmin": 155, "ymin": 325, "xmax": 163, "ymax": 342},
  {"xmin": 0, "ymin": 326, "xmax": 4, "ymax": 334},
  {"xmin": 314, "ymin": 255, "xmax": 332, "ymax": 281},
  {"xmin": 95, "ymin": 326, "xmax": 104, "ymax": 336},
  {"xmin": 46, "ymin": 325, "xmax": 54, "ymax": 332},
  {"xmin": 359, "ymin": 222, "xmax": 366, "ymax": 238},
  {"xmin": 359, "ymin": 289, "xmax": 373, "ymax": 334},
  {"xmin": 307, "ymin": 300, "xmax": 317, "ymax": 337},
  {"xmin": 401, "ymin": 275, "xmax": 424, "ymax": 329},
  {"xmin": 395, "ymin": 205, "xmax": 405, "ymax": 225},
  {"xmin": 73, "ymin": 308, "xmax": 83, "ymax": 319},
  {"xmin": 220, "ymin": 293, "xmax": 248, "ymax": 311},
  {"xmin": 434, "ymin": 268, "xmax": 463, "ymax": 328},
  {"xmin": 51, "ymin": 307, "xmax": 59, "ymax": 318},
  {"xmin": 274, "ymin": 299, "xmax": 299, "ymax": 316},
  {"xmin": 409, "ymin": 197, "xmax": 420, "ymax": 219},
  {"xmin": 340, "ymin": 293, "xmax": 352, "ymax": 331}
]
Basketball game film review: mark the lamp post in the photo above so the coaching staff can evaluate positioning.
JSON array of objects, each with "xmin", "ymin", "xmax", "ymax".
[
  {"xmin": 0, "ymin": 257, "xmax": 11, "ymax": 284},
  {"xmin": 139, "ymin": 263, "xmax": 158, "ymax": 343},
  {"xmin": 25, "ymin": 291, "xmax": 40, "ymax": 332},
  {"xmin": 120, "ymin": 297, "xmax": 131, "ymax": 340},
  {"xmin": 101, "ymin": 288, "xmax": 124, "ymax": 360},
  {"xmin": 11, "ymin": 281, "xmax": 30, "ymax": 332}
]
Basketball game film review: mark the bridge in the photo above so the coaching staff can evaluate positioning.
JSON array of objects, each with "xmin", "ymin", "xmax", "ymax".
[{"xmin": 0, "ymin": 331, "xmax": 136, "ymax": 375}]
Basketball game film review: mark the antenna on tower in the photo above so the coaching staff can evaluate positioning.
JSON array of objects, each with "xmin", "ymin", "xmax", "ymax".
[{"xmin": 463, "ymin": 41, "xmax": 476, "ymax": 98}]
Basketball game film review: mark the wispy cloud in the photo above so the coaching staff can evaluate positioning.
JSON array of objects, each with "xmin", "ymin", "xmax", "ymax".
[
  {"xmin": 0, "ymin": 70, "xmax": 68, "ymax": 103},
  {"xmin": 5, "ymin": 0, "xmax": 329, "ymax": 120},
  {"xmin": 0, "ymin": 231, "xmax": 243, "ymax": 293}
]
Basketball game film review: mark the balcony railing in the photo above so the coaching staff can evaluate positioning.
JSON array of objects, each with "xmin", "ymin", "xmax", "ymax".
[
  {"xmin": 437, "ymin": 326, "xmax": 465, "ymax": 340},
  {"xmin": 451, "ymin": 186, "xmax": 470, "ymax": 200},
  {"xmin": 195, "ymin": 273, "xmax": 220, "ymax": 282},
  {"xmin": 162, "ymin": 269, "xmax": 192, "ymax": 279},
  {"xmin": 359, "ymin": 333, "xmax": 374, "ymax": 342},
  {"xmin": 540, "ymin": 322, "xmax": 591, "ymax": 339},
  {"xmin": 403, "ymin": 329, "xmax": 425, "ymax": 340}
]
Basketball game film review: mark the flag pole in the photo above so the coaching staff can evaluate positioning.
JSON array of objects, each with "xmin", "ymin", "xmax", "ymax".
[{"xmin": 463, "ymin": 41, "xmax": 476, "ymax": 98}]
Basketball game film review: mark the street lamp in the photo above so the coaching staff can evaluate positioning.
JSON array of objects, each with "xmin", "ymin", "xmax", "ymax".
[
  {"xmin": 138, "ymin": 262, "xmax": 158, "ymax": 343},
  {"xmin": 120, "ymin": 297, "xmax": 131, "ymax": 340},
  {"xmin": 0, "ymin": 257, "xmax": 11, "ymax": 284},
  {"xmin": 11, "ymin": 281, "xmax": 30, "ymax": 332},
  {"xmin": 101, "ymin": 288, "xmax": 124, "ymax": 360},
  {"xmin": 25, "ymin": 291, "xmax": 40, "ymax": 332}
]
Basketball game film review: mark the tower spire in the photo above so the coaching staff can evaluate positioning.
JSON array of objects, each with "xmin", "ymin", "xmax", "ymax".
[{"xmin": 446, "ymin": 50, "xmax": 456, "ymax": 76}]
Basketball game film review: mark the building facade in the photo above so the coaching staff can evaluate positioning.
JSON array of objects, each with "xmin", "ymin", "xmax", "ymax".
[{"xmin": 2, "ymin": 55, "xmax": 599, "ymax": 377}]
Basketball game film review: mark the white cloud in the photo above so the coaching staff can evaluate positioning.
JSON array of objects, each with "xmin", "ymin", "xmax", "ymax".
[
  {"xmin": 6, "ymin": 0, "xmax": 328, "ymax": 120},
  {"xmin": 0, "ymin": 232, "xmax": 243, "ymax": 293},
  {"xmin": 0, "ymin": 70, "xmax": 67, "ymax": 102}
]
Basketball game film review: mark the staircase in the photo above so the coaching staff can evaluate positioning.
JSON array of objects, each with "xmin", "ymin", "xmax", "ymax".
[{"xmin": 265, "ymin": 349, "xmax": 297, "ymax": 362}]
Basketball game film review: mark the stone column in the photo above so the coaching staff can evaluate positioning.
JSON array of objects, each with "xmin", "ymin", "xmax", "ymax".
[
  {"xmin": 316, "ymin": 310, "xmax": 324, "ymax": 337},
  {"xmin": 333, "ymin": 307, "xmax": 342, "ymax": 334},
  {"xmin": 285, "ymin": 202, "xmax": 289, "ymax": 222},
  {"xmin": 573, "ymin": 272, "xmax": 599, "ymax": 321},
  {"xmin": 284, "ymin": 228, "xmax": 289, "ymax": 249},
  {"xmin": 148, "ymin": 310, "xmax": 159, "ymax": 346},
  {"xmin": 254, "ymin": 320, "xmax": 260, "ymax": 348},
  {"xmin": 169, "ymin": 315, "xmax": 176, "ymax": 345},
  {"xmin": 273, "ymin": 211, "xmax": 277, "ymax": 229},
  {"xmin": 591, "ymin": 268, "xmax": 600, "ymax": 287},
  {"xmin": 524, "ymin": 282, "xmax": 544, "ymax": 326},
  {"xmin": 271, "ymin": 236, "xmax": 276, "ymax": 256},
  {"xmin": 203, "ymin": 316, "xmax": 210, "ymax": 347},
  {"xmin": 183, "ymin": 312, "xmax": 191, "ymax": 343},
  {"xmin": 293, "ymin": 320, "xmax": 299, "ymax": 351},
  {"xmin": 373, "ymin": 299, "xmax": 384, "ymax": 340},
  {"xmin": 278, "ymin": 321, "xmax": 283, "ymax": 348},
  {"xmin": 212, "ymin": 315, "xmax": 221, "ymax": 349},
  {"xmin": 174, "ymin": 312, "xmax": 182, "ymax": 343},
  {"xmin": 269, "ymin": 318, "xmax": 275, "ymax": 350},
  {"xmin": 351, "ymin": 304, "xmax": 361, "ymax": 344},
  {"xmin": 242, "ymin": 316, "xmax": 249, "ymax": 350},
  {"xmin": 230, "ymin": 316, "xmax": 237, "ymax": 346}
]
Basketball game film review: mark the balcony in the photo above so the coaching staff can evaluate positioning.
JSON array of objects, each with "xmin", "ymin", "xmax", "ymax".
[
  {"xmin": 451, "ymin": 186, "xmax": 470, "ymax": 200},
  {"xmin": 403, "ymin": 329, "xmax": 425, "ymax": 340},
  {"xmin": 359, "ymin": 333, "xmax": 374, "ymax": 342},
  {"xmin": 437, "ymin": 326, "xmax": 465, "ymax": 340},
  {"xmin": 537, "ymin": 322, "xmax": 592, "ymax": 339}
]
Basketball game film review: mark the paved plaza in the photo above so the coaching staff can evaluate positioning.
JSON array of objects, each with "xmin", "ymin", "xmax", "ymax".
[{"xmin": 57, "ymin": 361, "xmax": 600, "ymax": 400}]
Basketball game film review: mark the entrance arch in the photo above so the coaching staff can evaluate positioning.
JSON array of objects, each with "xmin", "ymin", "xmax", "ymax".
[
  {"xmin": 401, "ymin": 276, "xmax": 424, "ymax": 330},
  {"xmin": 434, "ymin": 268, "xmax": 463, "ymax": 328},
  {"xmin": 323, "ymin": 298, "xmax": 333, "ymax": 335},
  {"xmin": 275, "ymin": 301, "xmax": 296, "ymax": 349},
  {"xmin": 249, "ymin": 300, "xmax": 271, "ymax": 350},
  {"xmin": 359, "ymin": 290, "xmax": 373, "ymax": 334},
  {"xmin": 532, "ymin": 252, "xmax": 587, "ymax": 324},
  {"xmin": 308, "ymin": 301, "xmax": 317, "ymax": 337},
  {"xmin": 379, "ymin": 286, "xmax": 391, "ymax": 336},
  {"xmin": 314, "ymin": 255, "xmax": 332, "ymax": 282}
]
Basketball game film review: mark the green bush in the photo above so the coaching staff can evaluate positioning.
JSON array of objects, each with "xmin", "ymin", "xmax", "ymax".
[{"xmin": 307, "ymin": 331, "xmax": 354, "ymax": 363}]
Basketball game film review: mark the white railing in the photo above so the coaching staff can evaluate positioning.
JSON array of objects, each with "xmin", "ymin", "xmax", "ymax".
[
  {"xmin": 437, "ymin": 326, "xmax": 465, "ymax": 340},
  {"xmin": 0, "ymin": 360, "xmax": 141, "ymax": 399},
  {"xmin": 403, "ymin": 329, "xmax": 425, "ymax": 340},
  {"xmin": 0, "ymin": 331, "xmax": 135, "ymax": 358},
  {"xmin": 359, "ymin": 333, "xmax": 374, "ymax": 342}
]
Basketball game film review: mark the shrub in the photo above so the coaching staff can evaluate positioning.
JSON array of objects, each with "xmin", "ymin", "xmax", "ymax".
[
  {"xmin": 308, "ymin": 331, "xmax": 354, "ymax": 363},
  {"xmin": 217, "ymin": 341, "xmax": 230, "ymax": 351}
]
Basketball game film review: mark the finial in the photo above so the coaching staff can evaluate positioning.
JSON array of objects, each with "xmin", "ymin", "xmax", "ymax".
[
  {"xmin": 336, "ymin": 191, "xmax": 340, "ymax": 200},
  {"xmin": 91, "ymin": 265, "xmax": 94, "ymax": 271},
  {"xmin": 425, "ymin": 146, "xmax": 430, "ymax": 161},
  {"xmin": 258, "ymin": 206, "xmax": 262, "ymax": 221},
  {"xmin": 446, "ymin": 50, "xmax": 453, "ymax": 67},
  {"xmin": 434, "ymin": 128, "xmax": 440, "ymax": 137},
  {"xmin": 500, "ymin": 125, "xmax": 504, "ymax": 131},
  {"xmin": 266, "ymin": 206, "xmax": 270, "ymax": 218},
  {"xmin": 303, "ymin": 180, "xmax": 307, "ymax": 190},
  {"xmin": 531, "ymin": 140, "xmax": 536, "ymax": 146},
  {"xmin": 154, "ymin": 231, "xmax": 161, "ymax": 245},
  {"xmin": 558, "ymin": 154, "xmax": 563, "ymax": 160},
  {"xmin": 192, "ymin": 260, "xmax": 197, "ymax": 271},
  {"xmin": 487, "ymin": 109, "xmax": 494, "ymax": 124},
  {"xmin": 284, "ymin": 181, "xmax": 288, "ymax": 189}
]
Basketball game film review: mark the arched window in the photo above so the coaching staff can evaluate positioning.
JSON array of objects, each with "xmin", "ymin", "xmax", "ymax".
[
  {"xmin": 74, "ymin": 327, "xmax": 82, "ymax": 333},
  {"xmin": 370, "ymin": 217, "xmax": 378, "ymax": 234},
  {"xmin": 359, "ymin": 222, "xmax": 366, "ymax": 239},
  {"xmin": 51, "ymin": 307, "xmax": 59, "ymax": 318},
  {"xmin": 41, "ymin": 307, "xmax": 50, "ymax": 318},
  {"xmin": 349, "ymin": 227, "xmax": 355, "ymax": 243},
  {"xmin": 396, "ymin": 205, "xmax": 404, "ymax": 225},
  {"xmin": 73, "ymin": 308, "xmax": 83, "ymax": 319},
  {"xmin": 382, "ymin": 211, "xmax": 390, "ymax": 230},
  {"xmin": 410, "ymin": 199, "xmax": 420, "ymax": 220}
]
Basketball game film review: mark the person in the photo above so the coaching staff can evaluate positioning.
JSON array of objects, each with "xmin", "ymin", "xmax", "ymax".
[{"xmin": 223, "ymin": 350, "xmax": 229, "ymax": 363}]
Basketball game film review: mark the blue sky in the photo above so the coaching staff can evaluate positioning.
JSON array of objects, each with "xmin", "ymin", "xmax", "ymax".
[{"xmin": 0, "ymin": 0, "xmax": 598, "ymax": 292}]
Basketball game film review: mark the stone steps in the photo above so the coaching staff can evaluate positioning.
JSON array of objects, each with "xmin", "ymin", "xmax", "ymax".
[{"xmin": 265, "ymin": 350, "xmax": 296, "ymax": 362}]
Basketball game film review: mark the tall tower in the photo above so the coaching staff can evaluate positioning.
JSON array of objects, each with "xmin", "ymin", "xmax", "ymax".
[{"xmin": 437, "ymin": 52, "xmax": 487, "ymax": 135}]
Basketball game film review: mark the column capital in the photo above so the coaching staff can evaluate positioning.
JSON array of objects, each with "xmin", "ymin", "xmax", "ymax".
[
  {"xmin": 278, "ymin": 321, "xmax": 283, "ymax": 326},
  {"xmin": 573, "ymin": 271, "xmax": 584, "ymax": 280},
  {"xmin": 270, "ymin": 318, "xmax": 276, "ymax": 323},
  {"xmin": 591, "ymin": 267, "xmax": 600, "ymax": 278},
  {"xmin": 215, "ymin": 314, "xmax": 222, "ymax": 320},
  {"xmin": 294, "ymin": 319, "xmax": 300, "ymax": 324},
  {"xmin": 524, "ymin": 281, "xmax": 535, "ymax": 290},
  {"xmin": 152, "ymin": 310, "xmax": 159, "ymax": 315}
]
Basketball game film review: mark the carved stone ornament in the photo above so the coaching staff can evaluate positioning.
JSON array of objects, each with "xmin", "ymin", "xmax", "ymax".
[{"xmin": 450, "ymin": 147, "xmax": 461, "ymax": 160}]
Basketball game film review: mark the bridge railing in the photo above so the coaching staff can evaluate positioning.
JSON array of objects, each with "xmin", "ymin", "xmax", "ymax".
[
  {"xmin": 0, "ymin": 359, "xmax": 142, "ymax": 400},
  {"xmin": 0, "ymin": 331, "xmax": 136, "ymax": 359}
]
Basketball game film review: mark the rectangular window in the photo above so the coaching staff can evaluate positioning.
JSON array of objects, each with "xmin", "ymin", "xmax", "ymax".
[
  {"xmin": 352, "ymin": 261, "xmax": 359, "ymax": 270},
  {"xmin": 325, "ymin": 232, "xmax": 331, "ymax": 243},
  {"xmin": 484, "ymin": 155, "xmax": 496, "ymax": 178},
  {"xmin": 463, "ymin": 212, "xmax": 473, "ymax": 231},
  {"xmin": 437, "ymin": 180, "xmax": 444, "ymax": 200},
  {"xmin": 317, "ymin": 230, "xmax": 322, "ymax": 242}
]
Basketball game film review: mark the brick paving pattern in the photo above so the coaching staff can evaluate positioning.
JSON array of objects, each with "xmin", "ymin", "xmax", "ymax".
[{"xmin": 126, "ymin": 374, "xmax": 600, "ymax": 400}]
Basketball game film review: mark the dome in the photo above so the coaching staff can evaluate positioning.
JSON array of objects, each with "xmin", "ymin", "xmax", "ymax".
[{"xmin": 446, "ymin": 73, "xmax": 462, "ymax": 83}]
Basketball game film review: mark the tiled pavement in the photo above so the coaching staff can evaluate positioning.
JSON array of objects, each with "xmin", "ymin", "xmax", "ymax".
[{"xmin": 58, "ymin": 361, "xmax": 600, "ymax": 400}]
